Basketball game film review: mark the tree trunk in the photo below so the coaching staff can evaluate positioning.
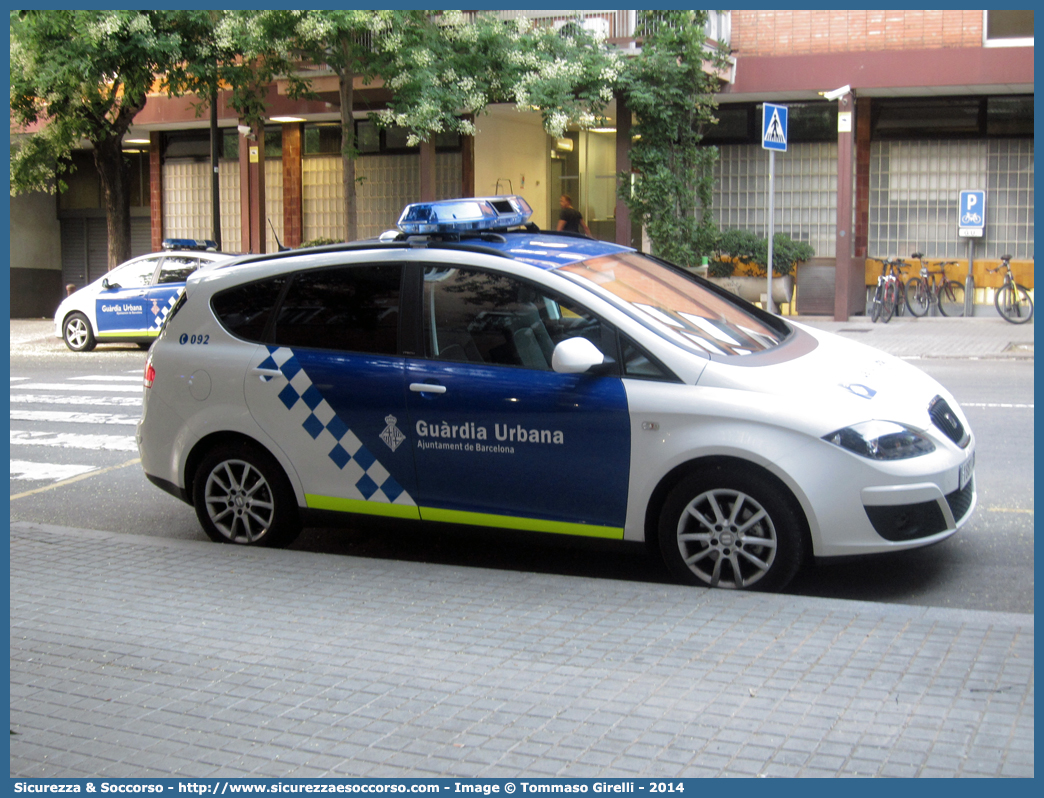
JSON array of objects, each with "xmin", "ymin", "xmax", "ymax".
[
  {"xmin": 339, "ymin": 61, "xmax": 357, "ymax": 244},
  {"xmin": 94, "ymin": 134, "xmax": 132, "ymax": 270}
]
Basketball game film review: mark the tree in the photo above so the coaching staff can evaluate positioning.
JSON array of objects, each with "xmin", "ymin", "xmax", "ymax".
[
  {"xmin": 10, "ymin": 10, "xmax": 209, "ymax": 269},
  {"xmin": 247, "ymin": 10, "xmax": 621, "ymax": 242},
  {"xmin": 617, "ymin": 11, "xmax": 730, "ymax": 268}
]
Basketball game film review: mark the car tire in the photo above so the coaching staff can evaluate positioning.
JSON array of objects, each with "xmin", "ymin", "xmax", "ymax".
[
  {"xmin": 63, "ymin": 312, "xmax": 97, "ymax": 352},
  {"xmin": 657, "ymin": 464, "xmax": 805, "ymax": 591},
  {"xmin": 192, "ymin": 441, "xmax": 301, "ymax": 548}
]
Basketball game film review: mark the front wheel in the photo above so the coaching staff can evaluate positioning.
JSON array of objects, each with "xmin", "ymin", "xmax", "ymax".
[
  {"xmin": 192, "ymin": 442, "xmax": 301, "ymax": 548},
  {"xmin": 881, "ymin": 281, "xmax": 897, "ymax": 323},
  {"xmin": 938, "ymin": 280, "xmax": 966, "ymax": 317},
  {"xmin": 894, "ymin": 280, "xmax": 907, "ymax": 316},
  {"xmin": 657, "ymin": 466, "xmax": 806, "ymax": 591},
  {"xmin": 869, "ymin": 285, "xmax": 884, "ymax": 322},
  {"xmin": 996, "ymin": 284, "xmax": 1034, "ymax": 324},
  {"xmin": 63, "ymin": 312, "xmax": 97, "ymax": 352},
  {"xmin": 905, "ymin": 277, "xmax": 929, "ymax": 316}
]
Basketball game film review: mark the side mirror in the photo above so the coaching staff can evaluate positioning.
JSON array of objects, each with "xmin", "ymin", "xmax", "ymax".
[
  {"xmin": 551, "ymin": 337, "xmax": 613, "ymax": 375},
  {"xmin": 101, "ymin": 278, "xmax": 121, "ymax": 290}
]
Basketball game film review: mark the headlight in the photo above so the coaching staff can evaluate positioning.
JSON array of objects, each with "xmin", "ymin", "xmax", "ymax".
[{"xmin": 823, "ymin": 421, "xmax": 936, "ymax": 460}]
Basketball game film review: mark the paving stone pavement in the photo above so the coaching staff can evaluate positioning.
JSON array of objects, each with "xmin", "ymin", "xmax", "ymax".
[{"xmin": 10, "ymin": 522, "xmax": 1034, "ymax": 779}]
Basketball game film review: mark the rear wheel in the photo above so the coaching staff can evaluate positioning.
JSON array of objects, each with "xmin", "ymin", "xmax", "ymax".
[
  {"xmin": 657, "ymin": 465, "xmax": 805, "ymax": 591},
  {"xmin": 894, "ymin": 280, "xmax": 907, "ymax": 316},
  {"xmin": 905, "ymin": 277, "xmax": 929, "ymax": 316},
  {"xmin": 192, "ymin": 442, "xmax": 301, "ymax": 548},
  {"xmin": 996, "ymin": 284, "xmax": 1034, "ymax": 324},
  {"xmin": 62, "ymin": 312, "xmax": 97, "ymax": 352},
  {"xmin": 938, "ymin": 280, "xmax": 966, "ymax": 317}
]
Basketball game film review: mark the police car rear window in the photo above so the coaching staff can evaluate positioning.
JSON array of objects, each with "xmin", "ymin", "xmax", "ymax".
[
  {"xmin": 560, "ymin": 253, "xmax": 786, "ymax": 357},
  {"xmin": 211, "ymin": 276, "xmax": 288, "ymax": 342}
]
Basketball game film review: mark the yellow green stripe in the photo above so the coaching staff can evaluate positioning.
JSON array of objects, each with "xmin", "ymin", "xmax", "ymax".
[
  {"xmin": 97, "ymin": 330, "xmax": 159, "ymax": 338},
  {"xmin": 419, "ymin": 507, "xmax": 623, "ymax": 539},
  {"xmin": 305, "ymin": 494, "xmax": 421, "ymax": 520}
]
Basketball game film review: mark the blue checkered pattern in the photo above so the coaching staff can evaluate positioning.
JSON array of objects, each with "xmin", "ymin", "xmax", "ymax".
[
  {"xmin": 149, "ymin": 290, "xmax": 183, "ymax": 331},
  {"xmin": 259, "ymin": 347, "xmax": 409, "ymax": 504}
]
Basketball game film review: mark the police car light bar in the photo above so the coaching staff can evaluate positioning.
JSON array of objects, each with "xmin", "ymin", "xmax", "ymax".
[
  {"xmin": 397, "ymin": 196, "xmax": 533, "ymax": 235},
  {"xmin": 162, "ymin": 238, "xmax": 219, "ymax": 251}
]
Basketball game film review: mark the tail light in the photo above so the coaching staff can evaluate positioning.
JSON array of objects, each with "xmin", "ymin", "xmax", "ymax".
[{"xmin": 144, "ymin": 357, "xmax": 155, "ymax": 389}]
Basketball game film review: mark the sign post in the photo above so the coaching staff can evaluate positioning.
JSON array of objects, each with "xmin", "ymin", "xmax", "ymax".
[
  {"xmin": 762, "ymin": 103, "xmax": 788, "ymax": 314},
  {"xmin": 959, "ymin": 190, "xmax": 986, "ymax": 316}
]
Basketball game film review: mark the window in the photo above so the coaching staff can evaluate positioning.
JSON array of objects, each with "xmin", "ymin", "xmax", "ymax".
[
  {"xmin": 211, "ymin": 276, "xmax": 288, "ymax": 342},
  {"xmin": 422, "ymin": 266, "xmax": 615, "ymax": 371},
  {"xmin": 984, "ymin": 10, "xmax": 1033, "ymax": 46},
  {"xmin": 156, "ymin": 255, "xmax": 201, "ymax": 285},
  {"xmin": 273, "ymin": 265, "xmax": 402, "ymax": 355},
  {"xmin": 112, "ymin": 257, "xmax": 161, "ymax": 288}
]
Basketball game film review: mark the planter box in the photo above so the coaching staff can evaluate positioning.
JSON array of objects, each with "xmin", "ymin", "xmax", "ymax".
[{"xmin": 707, "ymin": 275, "xmax": 794, "ymax": 306}]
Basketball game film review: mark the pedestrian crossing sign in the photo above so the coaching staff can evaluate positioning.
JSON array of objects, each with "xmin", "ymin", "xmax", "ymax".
[{"xmin": 762, "ymin": 103, "xmax": 788, "ymax": 152}]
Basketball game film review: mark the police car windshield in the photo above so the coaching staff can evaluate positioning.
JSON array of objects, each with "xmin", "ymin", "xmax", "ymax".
[{"xmin": 560, "ymin": 253, "xmax": 786, "ymax": 357}]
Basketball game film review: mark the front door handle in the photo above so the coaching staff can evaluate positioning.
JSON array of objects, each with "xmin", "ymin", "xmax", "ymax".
[{"xmin": 410, "ymin": 382, "xmax": 447, "ymax": 394}]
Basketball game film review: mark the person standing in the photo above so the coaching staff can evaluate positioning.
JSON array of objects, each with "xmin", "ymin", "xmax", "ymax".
[{"xmin": 556, "ymin": 194, "xmax": 592, "ymax": 237}]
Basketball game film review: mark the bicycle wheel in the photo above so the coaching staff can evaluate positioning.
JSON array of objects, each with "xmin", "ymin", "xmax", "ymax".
[
  {"xmin": 894, "ymin": 280, "xmax": 907, "ymax": 316},
  {"xmin": 938, "ymin": 280, "xmax": 966, "ymax": 317},
  {"xmin": 905, "ymin": 277, "xmax": 929, "ymax": 316},
  {"xmin": 995, "ymin": 283, "xmax": 1034, "ymax": 324},
  {"xmin": 869, "ymin": 285, "xmax": 883, "ymax": 322},
  {"xmin": 881, "ymin": 280, "xmax": 897, "ymax": 323}
]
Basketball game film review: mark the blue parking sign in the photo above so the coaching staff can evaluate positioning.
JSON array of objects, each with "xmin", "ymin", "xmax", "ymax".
[
  {"xmin": 762, "ymin": 103, "xmax": 788, "ymax": 152},
  {"xmin": 959, "ymin": 190, "xmax": 986, "ymax": 237}
]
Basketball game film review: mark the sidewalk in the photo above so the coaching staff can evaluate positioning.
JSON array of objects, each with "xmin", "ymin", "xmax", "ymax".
[{"xmin": 10, "ymin": 522, "xmax": 1034, "ymax": 778}]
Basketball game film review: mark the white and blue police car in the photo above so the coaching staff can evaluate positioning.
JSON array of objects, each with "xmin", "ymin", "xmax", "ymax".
[
  {"xmin": 136, "ymin": 196, "xmax": 976, "ymax": 591},
  {"xmin": 54, "ymin": 239, "xmax": 233, "ymax": 352}
]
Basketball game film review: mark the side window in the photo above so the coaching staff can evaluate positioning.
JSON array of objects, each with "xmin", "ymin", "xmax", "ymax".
[
  {"xmin": 272, "ymin": 264, "xmax": 402, "ymax": 355},
  {"xmin": 211, "ymin": 276, "xmax": 288, "ymax": 342},
  {"xmin": 112, "ymin": 257, "xmax": 160, "ymax": 288},
  {"xmin": 621, "ymin": 337, "xmax": 677, "ymax": 382},
  {"xmin": 156, "ymin": 255, "xmax": 201, "ymax": 284},
  {"xmin": 422, "ymin": 266, "xmax": 615, "ymax": 371}
]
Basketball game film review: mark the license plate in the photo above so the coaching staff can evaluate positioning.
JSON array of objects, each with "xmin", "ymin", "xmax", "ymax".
[{"xmin": 959, "ymin": 452, "xmax": 975, "ymax": 490}]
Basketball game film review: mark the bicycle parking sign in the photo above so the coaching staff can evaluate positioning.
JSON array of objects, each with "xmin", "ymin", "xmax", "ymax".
[{"xmin": 958, "ymin": 190, "xmax": 986, "ymax": 237}]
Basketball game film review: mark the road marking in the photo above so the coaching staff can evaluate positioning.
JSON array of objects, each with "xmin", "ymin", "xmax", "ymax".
[
  {"xmin": 10, "ymin": 429, "xmax": 138, "ymax": 452},
  {"xmin": 962, "ymin": 402, "xmax": 1034, "ymax": 409},
  {"xmin": 10, "ymin": 458, "xmax": 141, "ymax": 501},
  {"xmin": 69, "ymin": 375, "xmax": 143, "ymax": 382},
  {"xmin": 10, "ymin": 460, "xmax": 98, "ymax": 482},
  {"xmin": 986, "ymin": 507, "xmax": 1034, "ymax": 514},
  {"xmin": 12, "ymin": 382, "xmax": 142, "ymax": 393},
  {"xmin": 10, "ymin": 393, "xmax": 141, "ymax": 407},
  {"xmin": 10, "ymin": 377, "xmax": 28, "ymax": 383},
  {"xmin": 11, "ymin": 410, "xmax": 139, "ymax": 425}
]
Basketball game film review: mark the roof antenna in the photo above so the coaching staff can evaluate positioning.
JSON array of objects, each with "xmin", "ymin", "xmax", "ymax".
[{"xmin": 268, "ymin": 218, "xmax": 290, "ymax": 252}]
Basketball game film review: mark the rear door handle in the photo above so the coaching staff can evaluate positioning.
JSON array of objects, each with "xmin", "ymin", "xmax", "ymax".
[
  {"xmin": 253, "ymin": 367, "xmax": 283, "ymax": 382},
  {"xmin": 410, "ymin": 382, "xmax": 447, "ymax": 394}
]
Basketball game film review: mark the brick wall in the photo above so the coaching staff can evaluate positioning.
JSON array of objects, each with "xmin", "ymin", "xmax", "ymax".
[{"xmin": 732, "ymin": 10, "xmax": 984, "ymax": 56}]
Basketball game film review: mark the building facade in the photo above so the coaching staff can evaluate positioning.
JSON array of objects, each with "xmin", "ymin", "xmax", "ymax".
[{"xmin": 9, "ymin": 10, "xmax": 1034, "ymax": 320}]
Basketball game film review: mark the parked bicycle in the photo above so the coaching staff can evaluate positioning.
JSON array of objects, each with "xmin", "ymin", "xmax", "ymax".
[
  {"xmin": 868, "ymin": 257, "xmax": 909, "ymax": 323},
  {"xmin": 905, "ymin": 253, "xmax": 965, "ymax": 317},
  {"xmin": 988, "ymin": 254, "xmax": 1033, "ymax": 324}
]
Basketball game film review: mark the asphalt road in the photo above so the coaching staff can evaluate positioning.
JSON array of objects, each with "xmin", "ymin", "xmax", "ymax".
[{"xmin": 9, "ymin": 338, "xmax": 1034, "ymax": 613}]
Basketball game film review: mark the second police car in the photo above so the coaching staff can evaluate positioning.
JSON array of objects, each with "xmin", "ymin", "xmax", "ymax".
[
  {"xmin": 136, "ymin": 196, "xmax": 976, "ymax": 591},
  {"xmin": 54, "ymin": 239, "xmax": 233, "ymax": 352}
]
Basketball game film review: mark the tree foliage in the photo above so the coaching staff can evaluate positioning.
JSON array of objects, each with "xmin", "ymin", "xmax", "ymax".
[{"xmin": 617, "ymin": 11, "xmax": 729, "ymax": 268}]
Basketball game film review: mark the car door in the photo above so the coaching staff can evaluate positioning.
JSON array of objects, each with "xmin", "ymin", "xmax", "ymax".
[
  {"xmin": 94, "ymin": 255, "xmax": 161, "ymax": 339},
  {"xmin": 404, "ymin": 265, "xmax": 631, "ymax": 539},
  {"xmin": 143, "ymin": 254, "xmax": 201, "ymax": 337},
  {"xmin": 241, "ymin": 261, "xmax": 421, "ymax": 520}
]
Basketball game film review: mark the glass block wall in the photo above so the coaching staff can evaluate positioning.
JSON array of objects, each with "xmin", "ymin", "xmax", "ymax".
[
  {"xmin": 303, "ymin": 152, "xmax": 462, "ymax": 242},
  {"xmin": 869, "ymin": 138, "xmax": 1033, "ymax": 259},
  {"xmin": 712, "ymin": 142, "xmax": 839, "ymax": 258}
]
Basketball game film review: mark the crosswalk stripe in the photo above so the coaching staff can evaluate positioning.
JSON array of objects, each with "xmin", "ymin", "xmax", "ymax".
[
  {"xmin": 10, "ymin": 394, "xmax": 141, "ymax": 407},
  {"xmin": 12, "ymin": 383, "xmax": 142, "ymax": 393},
  {"xmin": 69, "ymin": 375, "xmax": 143, "ymax": 382},
  {"xmin": 10, "ymin": 460, "xmax": 98, "ymax": 482},
  {"xmin": 11, "ymin": 410, "xmax": 139, "ymax": 426},
  {"xmin": 10, "ymin": 429, "xmax": 138, "ymax": 452}
]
